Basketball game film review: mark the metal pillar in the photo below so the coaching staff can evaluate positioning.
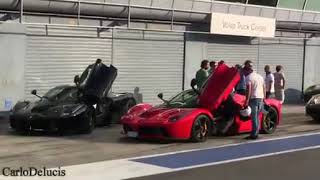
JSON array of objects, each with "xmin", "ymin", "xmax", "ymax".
[
  {"xmin": 77, "ymin": 0, "xmax": 81, "ymax": 25},
  {"xmin": 20, "ymin": 0, "xmax": 24, "ymax": 23}
]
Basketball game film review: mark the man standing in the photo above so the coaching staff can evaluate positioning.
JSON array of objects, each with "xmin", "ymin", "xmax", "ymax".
[
  {"xmin": 264, "ymin": 65, "xmax": 275, "ymax": 99},
  {"xmin": 274, "ymin": 65, "xmax": 286, "ymax": 104},
  {"xmin": 208, "ymin": 61, "xmax": 216, "ymax": 75},
  {"xmin": 244, "ymin": 60, "xmax": 265, "ymax": 140},
  {"xmin": 195, "ymin": 60, "xmax": 209, "ymax": 89}
]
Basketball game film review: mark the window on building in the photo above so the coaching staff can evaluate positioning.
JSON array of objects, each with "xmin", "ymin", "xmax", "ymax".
[
  {"xmin": 248, "ymin": 0, "xmax": 278, "ymax": 7},
  {"xmin": 277, "ymin": 0, "xmax": 306, "ymax": 10},
  {"xmin": 215, "ymin": 0, "xmax": 247, "ymax": 3},
  {"xmin": 215, "ymin": 0, "xmax": 278, "ymax": 6},
  {"xmin": 305, "ymin": 0, "xmax": 320, "ymax": 11}
]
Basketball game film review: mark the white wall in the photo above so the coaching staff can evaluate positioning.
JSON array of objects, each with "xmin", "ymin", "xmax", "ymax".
[
  {"xmin": 184, "ymin": 40, "xmax": 207, "ymax": 90},
  {"xmin": 305, "ymin": 38, "xmax": 320, "ymax": 89},
  {"xmin": 0, "ymin": 22, "xmax": 26, "ymax": 111}
]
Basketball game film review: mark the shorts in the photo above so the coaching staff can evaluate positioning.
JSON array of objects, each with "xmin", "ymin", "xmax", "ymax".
[{"xmin": 275, "ymin": 89, "xmax": 285, "ymax": 104}]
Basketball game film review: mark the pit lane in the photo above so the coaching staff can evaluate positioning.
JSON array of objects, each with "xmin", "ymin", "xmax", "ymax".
[{"xmin": 0, "ymin": 105, "xmax": 318, "ymax": 170}]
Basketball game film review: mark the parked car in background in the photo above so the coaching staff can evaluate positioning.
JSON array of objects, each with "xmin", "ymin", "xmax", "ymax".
[
  {"xmin": 306, "ymin": 94, "xmax": 320, "ymax": 121},
  {"xmin": 10, "ymin": 61, "xmax": 136, "ymax": 134},
  {"xmin": 121, "ymin": 64, "xmax": 282, "ymax": 142},
  {"xmin": 304, "ymin": 84, "xmax": 320, "ymax": 103}
]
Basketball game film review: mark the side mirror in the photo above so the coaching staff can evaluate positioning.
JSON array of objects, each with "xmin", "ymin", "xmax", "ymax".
[
  {"xmin": 157, "ymin": 93, "xmax": 164, "ymax": 100},
  {"xmin": 31, "ymin": 89, "xmax": 37, "ymax": 95},
  {"xmin": 31, "ymin": 89, "xmax": 42, "ymax": 99},
  {"xmin": 74, "ymin": 75, "xmax": 80, "ymax": 85}
]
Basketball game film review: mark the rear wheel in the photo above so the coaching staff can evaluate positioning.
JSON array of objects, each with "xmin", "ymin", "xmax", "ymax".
[
  {"xmin": 311, "ymin": 116, "xmax": 320, "ymax": 122},
  {"xmin": 79, "ymin": 107, "xmax": 95, "ymax": 134},
  {"xmin": 191, "ymin": 115, "xmax": 211, "ymax": 142},
  {"xmin": 122, "ymin": 99, "xmax": 136, "ymax": 115},
  {"xmin": 261, "ymin": 106, "xmax": 278, "ymax": 134},
  {"xmin": 112, "ymin": 99, "xmax": 136, "ymax": 124}
]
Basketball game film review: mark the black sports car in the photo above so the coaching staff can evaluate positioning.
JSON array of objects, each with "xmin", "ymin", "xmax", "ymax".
[
  {"xmin": 9, "ymin": 61, "xmax": 136, "ymax": 134},
  {"xmin": 306, "ymin": 94, "xmax": 320, "ymax": 121},
  {"xmin": 304, "ymin": 84, "xmax": 320, "ymax": 103}
]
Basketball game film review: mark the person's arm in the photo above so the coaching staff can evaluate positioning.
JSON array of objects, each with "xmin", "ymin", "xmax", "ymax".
[
  {"xmin": 266, "ymin": 80, "xmax": 271, "ymax": 92},
  {"xmin": 267, "ymin": 75, "xmax": 273, "ymax": 92},
  {"xmin": 245, "ymin": 82, "xmax": 251, "ymax": 107},
  {"xmin": 281, "ymin": 73, "xmax": 286, "ymax": 89},
  {"xmin": 263, "ymin": 83, "xmax": 266, "ymax": 99}
]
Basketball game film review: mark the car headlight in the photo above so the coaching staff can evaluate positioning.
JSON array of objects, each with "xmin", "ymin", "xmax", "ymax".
[
  {"xmin": 169, "ymin": 111, "xmax": 190, "ymax": 122},
  {"xmin": 308, "ymin": 95, "xmax": 320, "ymax": 105}
]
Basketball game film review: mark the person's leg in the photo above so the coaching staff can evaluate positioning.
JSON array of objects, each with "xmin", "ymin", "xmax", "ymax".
[
  {"xmin": 256, "ymin": 99, "xmax": 263, "ymax": 134},
  {"xmin": 249, "ymin": 99, "xmax": 259, "ymax": 137},
  {"xmin": 266, "ymin": 91, "xmax": 271, "ymax": 99},
  {"xmin": 281, "ymin": 89, "xmax": 285, "ymax": 104},
  {"xmin": 275, "ymin": 90, "xmax": 281, "ymax": 101}
]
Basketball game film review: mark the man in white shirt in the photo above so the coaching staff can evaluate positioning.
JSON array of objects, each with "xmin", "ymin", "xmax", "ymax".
[
  {"xmin": 244, "ymin": 60, "xmax": 265, "ymax": 140},
  {"xmin": 264, "ymin": 65, "xmax": 274, "ymax": 99}
]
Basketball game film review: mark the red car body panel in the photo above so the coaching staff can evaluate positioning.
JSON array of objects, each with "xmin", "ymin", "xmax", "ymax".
[
  {"xmin": 122, "ymin": 107, "xmax": 213, "ymax": 140},
  {"xmin": 121, "ymin": 64, "xmax": 282, "ymax": 140}
]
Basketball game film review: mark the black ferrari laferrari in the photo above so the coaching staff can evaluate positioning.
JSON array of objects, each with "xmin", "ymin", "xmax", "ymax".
[
  {"xmin": 304, "ymin": 84, "xmax": 320, "ymax": 103},
  {"xmin": 9, "ymin": 60, "xmax": 136, "ymax": 134}
]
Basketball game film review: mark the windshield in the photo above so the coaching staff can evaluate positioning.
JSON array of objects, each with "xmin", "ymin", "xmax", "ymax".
[
  {"xmin": 163, "ymin": 90, "xmax": 198, "ymax": 108},
  {"xmin": 43, "ymin": 86, "xmax": 78, "ymax": 102}
]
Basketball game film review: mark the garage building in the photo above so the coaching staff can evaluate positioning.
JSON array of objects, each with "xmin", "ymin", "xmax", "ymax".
[{"xmin": 1, "ymin": 0, "xmax": 320, "ymax": 111}]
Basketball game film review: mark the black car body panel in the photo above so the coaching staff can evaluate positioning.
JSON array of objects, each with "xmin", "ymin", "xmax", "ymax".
[
  {"xmin": 80, "ymin": 63, "xmax": 117, "ymax": 104},
  {"xmin": 10, "ymin": 62, "xmax": 136, "ymax": 134},
  {"xmin": 306, "ymin": 103, "xmax": 320, "ymax": 120},
  {"xmin": 304, "ymin": 84, "xmax": 320, "ymax": 103}
]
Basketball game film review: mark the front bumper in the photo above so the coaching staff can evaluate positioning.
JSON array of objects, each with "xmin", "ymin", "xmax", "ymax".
[
  {"xmin": 10, "ymin": 113, "xmax": 82, "ymax": 131},
  {"xmin": 122, "ymin": 118, "xmax": 193, "ymax": 140}
]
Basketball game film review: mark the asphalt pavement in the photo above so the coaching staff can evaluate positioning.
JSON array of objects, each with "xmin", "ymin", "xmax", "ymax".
[{"xmin": 130, "ymin": 148, "xmax": 320, "ymax": 180}]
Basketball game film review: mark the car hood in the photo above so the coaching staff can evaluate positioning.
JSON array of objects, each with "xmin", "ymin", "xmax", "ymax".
[
  {"xmin": 139, "ymin": 107, "xmax": 192, "ymax": 121},
  {"xmin": 17, "ymin": 99, "xmax": 81, "ymax": 115},
  {"xmin": 198, "ymin": 63, "xmax": 240, "ymax": 112},
  {"xmin": 305, "ymin": 84, "xmax": 320, "ymax": 94},
  {"xmin": 80, "ymin": 62, "xmax": 117, "ymax": 104}
]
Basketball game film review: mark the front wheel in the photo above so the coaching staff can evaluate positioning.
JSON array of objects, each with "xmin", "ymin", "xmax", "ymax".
[
  {"xmin": 261, "ymin": 106, "xmax": 278, "ymax": 134},
  {"xmin": 79, "ymin": 107, "xmax": 95, "ymax": 134},
  {"xmin": 191, "ymin": 115, "xmax": 211, "ymax": 142},
  {"xmin": 14, "ymin": 120, "xmax": 29, "ymax": 135}
]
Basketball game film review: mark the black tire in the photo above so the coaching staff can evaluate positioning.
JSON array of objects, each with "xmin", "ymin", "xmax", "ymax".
[
  {"xmin": 311, "ymin": 116, "xmax": 320, "ymax": 122},
  {"xmin": 261, "ymin": 106, "xmax": 278, "ymax": 134},
  {"xmin": 79, "ymin": 107, "xmax": 95, "ymax": 134},
  {"xmin": 191, "ymin": 115, "xmax": 211, "ymax": 142},
  {"xmin": 15, "ymin": 120, "xmax": 29, "ymax": 134},
  {"xmin": 111, "ymin": 99, "xmax": 136, "ymax": 124},
  {"xmin": 122, "ymin": 99, "xmax": 136, "ymax": 115}
]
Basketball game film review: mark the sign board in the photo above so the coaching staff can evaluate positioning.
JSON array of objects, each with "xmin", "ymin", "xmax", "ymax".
[{"xmin": 211, "ymin": 13, "xmax": 276, "ymax": 38}]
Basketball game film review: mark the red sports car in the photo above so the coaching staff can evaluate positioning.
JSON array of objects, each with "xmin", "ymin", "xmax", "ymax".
[{"xmin": 121, "ymin": 64, "xmax": 282, "ymax": 142}]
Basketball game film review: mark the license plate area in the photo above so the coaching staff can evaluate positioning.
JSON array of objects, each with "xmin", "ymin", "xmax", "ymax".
[{"xmin": 127, "ymin": 131, "xmax": 138, "ymax": 138}]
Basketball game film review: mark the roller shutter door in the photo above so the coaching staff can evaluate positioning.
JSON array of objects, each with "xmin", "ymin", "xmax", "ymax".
[
  {"xmin": 257, "ymin": 38, "xmax": 304, "ymax": 103},
  {"xmin": 112, "ymin": 30, "xmax": 184, "ymax": 104},
  {"xmin": 207, "ymin": 38, "xmax": 259, "ymax": 69},
  {"xmin": 25, "ymin": 25, "xmax": 112, "ymax": 100}
]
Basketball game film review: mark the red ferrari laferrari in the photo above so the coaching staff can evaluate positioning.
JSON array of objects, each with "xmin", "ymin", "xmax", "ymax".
[{"xmin": 121, "ymin": 64, "xmax": 282, "ymax": 142}]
